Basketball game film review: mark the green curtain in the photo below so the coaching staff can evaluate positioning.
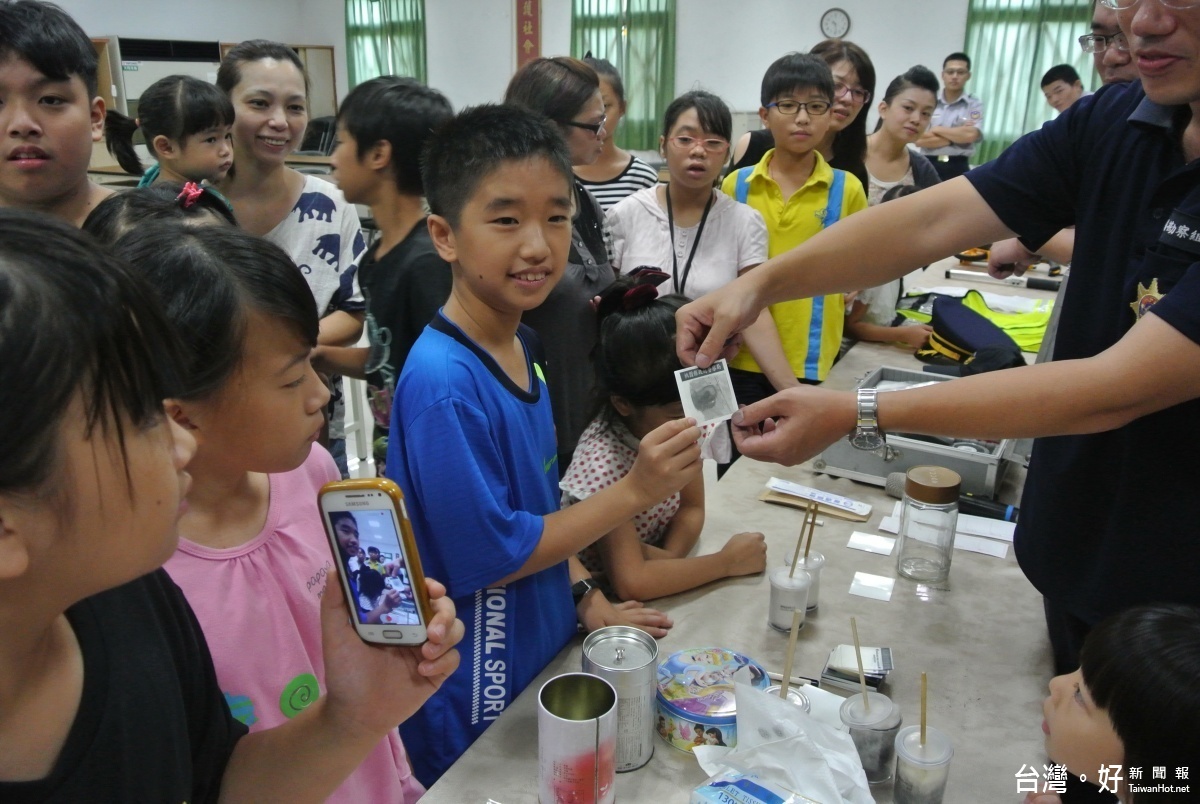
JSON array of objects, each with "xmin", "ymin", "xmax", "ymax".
[
  {"xmin": 964, "ymin": 0, "xmax": 1093, "ymax": 165},
  {"xmin": 345, "ymin": 0, "xmax": 427, "ymax": 87},
  {"xmin": 571, "ymin": 0, "xmax": 676, "ymax": 150}
]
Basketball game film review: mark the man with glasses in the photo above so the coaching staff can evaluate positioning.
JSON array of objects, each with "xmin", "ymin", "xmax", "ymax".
[
  {"xmin": 1082, "ymin": 0, "xmax": 1140, "ymax": 85},
  {"xmin": 916, "ymin": 52, "xmax": 984, "ymax": 181},
  {"xmin": 678, "ymin": 0, "xmax": 1200, "ymax": 771}
]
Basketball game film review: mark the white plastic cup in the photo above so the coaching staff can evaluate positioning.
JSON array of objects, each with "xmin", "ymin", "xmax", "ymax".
[
  {"xmin": 893, "ymin": 725, "xmax": 954, "ymax": 802},
  {"xmin": 797, "ymin": 551, "xmax": 825, "ymax": 610},
  {"xmin": 538, "ymin": 673, "xmax": 617, "ymax": 804},
  {"xmin": 782, "ymin": 550, "xmax": 825, "ymax": 610},
  {"xmin": 768, "ymin": 565, "xmax": 810, "ymax": 631},
  {"xmin": 839, "ymin": 691, "xmax": 903, "ymax": 784}
]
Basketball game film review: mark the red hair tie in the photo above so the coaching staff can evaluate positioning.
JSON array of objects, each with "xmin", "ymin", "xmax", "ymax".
[
  {"xmin": 622, "ymin": 283, "xmax": 659, "ymax": 310},
  {"xmin": 176, "ymin": 182, "xmax": 205, "ymax": 209}
]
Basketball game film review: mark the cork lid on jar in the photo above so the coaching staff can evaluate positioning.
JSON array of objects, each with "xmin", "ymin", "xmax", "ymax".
[{"xmin": 904, "ymin": 466, "xmax": 962, "ymax": 505}]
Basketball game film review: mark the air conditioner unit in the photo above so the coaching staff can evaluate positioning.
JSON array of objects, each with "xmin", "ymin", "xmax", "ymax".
[{"xmin": 117, "ymin": 38, "xmax": 223, "ymax": 121}]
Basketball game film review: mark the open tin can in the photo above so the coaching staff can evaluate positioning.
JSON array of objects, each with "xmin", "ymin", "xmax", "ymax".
[{"xmin": 538, "ymin": 672, "xmax": 617, "ymax": 803}]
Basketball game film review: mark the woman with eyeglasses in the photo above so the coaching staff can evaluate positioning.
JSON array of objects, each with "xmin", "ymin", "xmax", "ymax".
[
  {"xmin": 607, "ymin": 91, "xmax": 795, "ymax": 407},
  {"xmin": 504, "ymin": 56, "xmax": 618, "ymax": 474},
  {"xmin": 731, "ymin": 39, "xmax": 876, "ymax": 189}
]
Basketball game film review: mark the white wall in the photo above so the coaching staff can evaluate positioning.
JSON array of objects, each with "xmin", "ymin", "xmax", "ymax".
[
  {"xmin": 424, "ymin": 0, "xmax": 967, "ymax": 121},
  {"xmin": 59, "ymin": 0, "xmax": 967, "ymax": 120},
  {"xmin": 56, "ymin": 0, "xmax": 350, "ymax": 103},
  {"xmin": 676, "ymin": 0, "xmax": 969, "ymax": 118}
]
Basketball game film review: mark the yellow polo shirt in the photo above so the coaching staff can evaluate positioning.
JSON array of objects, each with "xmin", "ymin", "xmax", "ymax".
[{"xmin": 721, "ymin": 149, "xmax": 867, "ymax": 380}]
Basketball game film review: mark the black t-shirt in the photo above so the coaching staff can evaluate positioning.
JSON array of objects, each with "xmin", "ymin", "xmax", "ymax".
[
  {"xmin": 359, "ymin": 219, "xmax": 453, "ymax": 434},
  {"xmin": 0, "ymin": 571, "xmax": 247, "ymax": 803}
]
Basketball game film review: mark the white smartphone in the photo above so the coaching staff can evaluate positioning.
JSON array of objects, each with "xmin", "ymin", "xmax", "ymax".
[{"xmin": 319, "ymin": 478, "xmax": 433, "ymax": 645}]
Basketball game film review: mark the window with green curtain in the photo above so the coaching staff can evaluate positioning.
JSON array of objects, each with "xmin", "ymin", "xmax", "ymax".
[
  {"xmin": 571, "ymin": 0, "xmax": 675, "ymax": 150},
  {"xmin": 345, "ymin": 0, "xmax": 427, "ymax": 87},
  {"xmin": 964, "ymin": 0, "xmax": 1093, "ymax": 165}
]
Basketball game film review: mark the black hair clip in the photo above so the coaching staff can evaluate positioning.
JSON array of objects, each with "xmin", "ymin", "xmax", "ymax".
[{"xmin": 627, "ymin": 266, "xmax": 671, "ymax": 287}]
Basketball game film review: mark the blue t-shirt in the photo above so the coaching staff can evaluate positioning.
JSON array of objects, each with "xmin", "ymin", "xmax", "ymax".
[
  {"xmin": 387, "ymin": 312, "xmax": 576, "ymax": 786},
  {"xmin": 966, "ymin": 81, "xmax": 1200, "ymax": 623}
]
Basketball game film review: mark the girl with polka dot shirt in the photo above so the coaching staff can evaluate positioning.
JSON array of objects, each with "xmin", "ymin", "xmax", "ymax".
[{"xmin": 560, "ymin": 273, "xmax": 768, "ymax": 602}]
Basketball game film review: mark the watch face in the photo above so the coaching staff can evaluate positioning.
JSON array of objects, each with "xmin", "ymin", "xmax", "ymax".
[
  {"xmin": 850, "ymin": 431, "xmax": 885, "ymax": 451},
  {"xmin": 821, "ymin": 8, "xmax": 850, "ymax": 38}
]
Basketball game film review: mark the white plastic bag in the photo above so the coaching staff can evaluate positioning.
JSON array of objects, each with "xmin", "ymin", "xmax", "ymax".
[{"xmin": 693, "ymin": 682, "xmax": 873, "ymax": 804}]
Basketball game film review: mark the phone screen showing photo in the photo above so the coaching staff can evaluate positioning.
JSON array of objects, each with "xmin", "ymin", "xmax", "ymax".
[{"xmin": 328, "ymin": 509, "xmax": 420, "ymax": 626}]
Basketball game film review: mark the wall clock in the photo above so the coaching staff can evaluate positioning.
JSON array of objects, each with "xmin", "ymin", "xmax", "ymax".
[{"xmin": 820, "ymin": 8, "xmax": 851, "ymax": 39}]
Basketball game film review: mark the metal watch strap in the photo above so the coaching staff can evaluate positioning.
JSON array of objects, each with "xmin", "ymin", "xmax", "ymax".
[{"xmin": 857, "ymin": 387, "xmax": 879, "ymax": 431}]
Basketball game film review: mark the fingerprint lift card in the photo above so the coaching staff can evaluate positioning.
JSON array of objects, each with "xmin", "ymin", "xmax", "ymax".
[{"xmin": 674, "ymin": 359, "xmax": 739, "ymax": 425}]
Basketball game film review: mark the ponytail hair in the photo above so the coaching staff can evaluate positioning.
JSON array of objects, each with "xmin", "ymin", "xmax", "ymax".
[
  {"xmin": 218, "ymin": 39, "xmax": 310, "ymax": 96},
  {"xmin": 111, "ymin": 222, "xmax": 318, "ymax": 402},
  {"xmin": 82, "ymin": 182, "xmax": 237, "ymax": 244},
  {"xmin": 104, "ymin": 75, "xmax": 234, "ymax": 176},
  {"xmin": 593, "ymin": 271, "xmax": 689, "ymax": 418},
  {"xmin": 873, "ymin": 66, "xmax": 939, "ymax": 133}
]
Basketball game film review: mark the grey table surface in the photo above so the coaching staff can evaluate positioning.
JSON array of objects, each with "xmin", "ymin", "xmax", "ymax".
[{"xmin": 424, "ymin": 262, "xmax": 1060, "ymax": 803}]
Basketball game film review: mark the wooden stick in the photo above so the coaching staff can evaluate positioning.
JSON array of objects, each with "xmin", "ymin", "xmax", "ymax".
[
  {"xmin": 850, "ymin": 616, "xmax": 870, "ymax": 712},
  {"xmin": 780, "ymin": 609, "xmax": 803, "ymax": 698},
  {"xmin": 802, "ymin": 500, "xmax": 818, "ymax": 563},
  {"xmin": 920, "ymin": 671, "xmax": 928, "ymax": 746},
  {"xmin": 788, "ymin": 501, "xmax": 815, "ymax": 578}
]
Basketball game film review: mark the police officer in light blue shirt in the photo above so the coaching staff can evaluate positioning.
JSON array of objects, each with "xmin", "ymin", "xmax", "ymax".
[{"xmin": 916, "ymin": 52, "xmax": 984, "ymax": 181}]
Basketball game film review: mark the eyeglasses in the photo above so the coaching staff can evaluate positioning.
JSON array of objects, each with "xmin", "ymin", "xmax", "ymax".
[
  {"xmin": 766, "ymin": 100, "xmax": 832, "ymax": 117},
  {"xmin": 1099, "ymin": 0, "xmax": 1200, "ymax": 7},
  {"xmin": 563, "ymin": 115, "xmax": 607, "ymax": 136},
  {"xmin": 667, "ymin": 135, "xmax": 730, "ymax": 153},
  {"xmin": 1078, "ymin": 32, "xmax": 1130, "ymax": 53},
  {"xmin": 833, "ymin": 82, "xmax": 871, "ymax": 105}
]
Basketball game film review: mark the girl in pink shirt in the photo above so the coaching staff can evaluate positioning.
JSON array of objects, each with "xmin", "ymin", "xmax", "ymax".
[{"xmin": 115, "ymin": 222, "xmax": 425, "ymax": 803}]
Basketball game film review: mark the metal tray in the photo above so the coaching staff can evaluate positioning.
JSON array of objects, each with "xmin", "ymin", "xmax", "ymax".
[{"xmin": 812, "ymin": 366, "xmax": 1011, "ymax": 497}]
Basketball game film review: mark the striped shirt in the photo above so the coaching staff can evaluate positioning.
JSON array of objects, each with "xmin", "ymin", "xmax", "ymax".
[{"xmin": 576, "ymin": 154, "xmax": 660, "ymax": 210}]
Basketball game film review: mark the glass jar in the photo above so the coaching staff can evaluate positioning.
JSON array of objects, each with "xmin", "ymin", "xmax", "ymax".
[{"xmin": 895, "ymin": 466, "xmax": 961, "ymax": 585}]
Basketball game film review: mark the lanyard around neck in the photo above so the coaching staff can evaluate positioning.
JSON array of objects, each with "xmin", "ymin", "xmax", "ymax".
[{"xmin": 666, "ymin": 185, "xmax": 715, "ymax": 297}]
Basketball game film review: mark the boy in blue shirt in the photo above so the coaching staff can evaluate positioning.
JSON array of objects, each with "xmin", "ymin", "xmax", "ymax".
[{"xmin": 387, "ymin": 104, "xmax": 701, "ymax": 786}]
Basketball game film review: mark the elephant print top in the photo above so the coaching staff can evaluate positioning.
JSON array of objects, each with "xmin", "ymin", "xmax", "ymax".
[
  {"xmin": 266, "ymin": 175, "xmax": 368, "ymax": 444},
  {"xmin": 266, "ymin": 174, "xmax": 367, "ymax": 319}
]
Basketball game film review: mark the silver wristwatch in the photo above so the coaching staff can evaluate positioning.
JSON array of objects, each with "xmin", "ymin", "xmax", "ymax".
[{"xmin": 849, "ymin": 388, "xmax": 886, "ymax": 450}]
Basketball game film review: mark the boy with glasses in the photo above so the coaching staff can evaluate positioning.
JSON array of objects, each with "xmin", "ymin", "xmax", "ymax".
[
  {"xmin": 720, "ymin": 53, "xmax": 867, "ymax": 408},
  {"xmin": 917, "ymin": 52, "xmax": 984, "ymax": 181}
]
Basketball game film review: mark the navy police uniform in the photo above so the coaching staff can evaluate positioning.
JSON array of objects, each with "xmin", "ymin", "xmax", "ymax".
[{"xmin": 966, "ymin": 80, "xmax": 1200, "ymax": 672}]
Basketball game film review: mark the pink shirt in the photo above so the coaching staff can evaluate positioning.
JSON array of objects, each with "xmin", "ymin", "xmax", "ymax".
[{"xmin": 166, "ymin": 444, "xmax": 424, "ymax": 803}]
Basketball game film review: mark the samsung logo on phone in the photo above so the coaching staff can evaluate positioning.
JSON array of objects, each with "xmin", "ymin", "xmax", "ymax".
[{"xmin": 345, "ymin": 500, "xmax": 371, "ymax": 507}]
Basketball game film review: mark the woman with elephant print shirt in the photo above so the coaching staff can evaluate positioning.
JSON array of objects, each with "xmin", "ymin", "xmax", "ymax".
[{"xmin": 217, "ymin": 40, "xmax": 366, "ymax": 475}]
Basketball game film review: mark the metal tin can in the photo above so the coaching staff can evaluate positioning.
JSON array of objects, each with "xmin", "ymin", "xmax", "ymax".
[
  {"xmin": 764, "ymin": 683, "xmax": 812, "ymax": 712},
  {"xmin": 582, "ymin": 626, "xmax": 658, "ymax": 772},
  {"xmin": 655, "ymin": 647, "xmax": 771, "ymax": 753},
  {"xmin": 538, "ymin": 672, "xmax": 617, "ymax": 803}
]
